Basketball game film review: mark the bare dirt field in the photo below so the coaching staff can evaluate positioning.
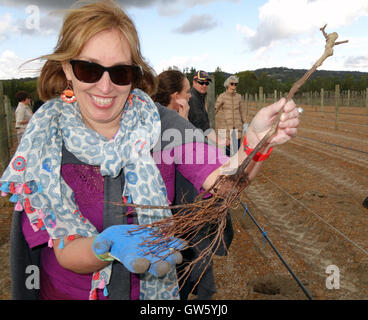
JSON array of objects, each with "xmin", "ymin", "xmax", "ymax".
[
  {"xmin": 1, "ymin": 104, "xmax": 368, "ymax": 300},
  {"xmin": 212, "ymin": 104, "xmax": 368, "ymax": 300}
]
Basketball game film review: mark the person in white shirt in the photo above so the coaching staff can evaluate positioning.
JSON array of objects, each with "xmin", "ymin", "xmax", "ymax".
[{"xmin": 15, "ymin": 91, "xmax": 33, "ymax": 143}]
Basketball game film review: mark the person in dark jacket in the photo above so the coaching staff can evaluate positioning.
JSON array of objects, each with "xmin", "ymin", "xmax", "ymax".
[
  {"xmin": 188, "ymin": 70, "xmax": 224, "ymax": 146},
  {"xmin": 188, "ymin": 70, "xmax": 211, "ymax": 132}
]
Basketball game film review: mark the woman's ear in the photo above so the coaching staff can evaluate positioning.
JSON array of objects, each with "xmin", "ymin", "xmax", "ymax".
[
  {"xmin": 169, "ymin": 92, "xmax": 178, "ymax": 104},
  {"xmin": 61, "ymin": 61, "xmax": 73, "ymax": 81},
  {"xmin": 172, "ymin": 91, "xmax": 179, "ymax": 100},
  {"xmin": 169, "ymin": 92, "xmax": 179, "ymax": 111}
]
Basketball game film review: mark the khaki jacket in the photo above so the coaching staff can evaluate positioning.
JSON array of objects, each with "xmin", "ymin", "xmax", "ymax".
[{"xmin": 215, "ymin": 91, "xmax": 246, "ymax": 139}]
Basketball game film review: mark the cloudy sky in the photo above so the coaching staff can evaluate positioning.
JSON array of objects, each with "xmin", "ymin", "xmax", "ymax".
[{"xmin": 0, "ymin": 0, "xmax": 368, "ymax": 79}]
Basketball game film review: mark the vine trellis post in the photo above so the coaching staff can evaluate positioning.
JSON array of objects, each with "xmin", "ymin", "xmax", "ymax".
[{"xmin": 0, "ymin": 81, "xmax": 10, "ymax": 173}]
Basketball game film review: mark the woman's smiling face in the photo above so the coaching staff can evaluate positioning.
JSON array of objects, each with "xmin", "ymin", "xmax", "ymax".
[{"xmin": 63, "ymin": 28, "xmax": 133, "ymax": 138}]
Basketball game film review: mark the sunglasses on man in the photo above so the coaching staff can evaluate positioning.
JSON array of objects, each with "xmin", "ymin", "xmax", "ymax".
[
  {"xmin": 196, "ymin": 80, "xmax": 210, "ymax": 86},
  {"xmin": 69, "ymin": 60, "xmax": 142, "ymax": 86},
  {"xmin": 230, "ymin": 83, "xmax": 238, "ymax": 87}
]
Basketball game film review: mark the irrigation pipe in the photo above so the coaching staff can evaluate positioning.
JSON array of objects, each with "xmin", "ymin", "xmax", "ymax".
[{"xmin": 241, "ymin": 201, "xmax": 313, "ymax": 300}]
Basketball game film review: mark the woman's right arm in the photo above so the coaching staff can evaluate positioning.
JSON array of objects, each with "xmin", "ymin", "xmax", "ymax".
[
  {"xmin": 52, "ymin": 236, "xmax": 110, "ymax": 274},
  {"xmin": 202, "ymin": 98, "xmax": 299, "ymax": 191}
]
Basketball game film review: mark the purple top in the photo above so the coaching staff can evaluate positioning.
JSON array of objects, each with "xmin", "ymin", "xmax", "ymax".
[
  {"xmin": 21, "ymin": 142, "xmax": 228, "ymax": 300},
  {"xmin": 153, "ymin": 142, "xmax": 228, "ymax": 203}
]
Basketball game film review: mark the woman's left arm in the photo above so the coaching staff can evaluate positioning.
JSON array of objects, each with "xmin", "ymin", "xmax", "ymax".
[{"xmin": 202, "ymin": 98, "xmax": 299, "ymax": 190}]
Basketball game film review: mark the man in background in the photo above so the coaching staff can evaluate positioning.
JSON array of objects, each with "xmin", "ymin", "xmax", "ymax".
[
  {"xmin": 188, "ymin": 70, "xmax": 228, "ymax": 148},
  {"xmin": 15, "ymin": 91, "xmax": 33, "ymax": 143},
  {"xmin": 188, "ymin": 70, "xmax": 212, "ymax": 132}
]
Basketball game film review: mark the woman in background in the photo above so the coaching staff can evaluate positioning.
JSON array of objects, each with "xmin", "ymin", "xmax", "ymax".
[
  {"xmin": 153, "ymin": 70, "xmax": 191, "ymax": 119},
  {"xmin": 153, "ymin": 69, "xmax": 233, "ymax": 299},
  {"xmin": 215, "ymin": 75, "xmax": 247, "ymax": 156}
]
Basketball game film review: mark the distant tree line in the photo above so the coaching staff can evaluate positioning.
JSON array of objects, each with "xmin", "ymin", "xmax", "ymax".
[
  {"xmin": 2, "ymin": 66, "xmax": 368, "ymax": 107},
  {"xmin": 184, "ymin": 66, "xmax": 368, "ymax": 98},
  {"xmin": 2, "ymin": 78, "xmax": 38, "ymax": 107}
]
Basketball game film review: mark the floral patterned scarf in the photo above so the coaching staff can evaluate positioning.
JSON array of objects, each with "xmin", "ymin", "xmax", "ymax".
[{"xmin": 0, "ymin": 88, "xmax": 179, "ymax": 300}]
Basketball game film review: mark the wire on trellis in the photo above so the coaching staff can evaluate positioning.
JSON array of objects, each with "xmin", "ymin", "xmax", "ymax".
[{"xmin": 260, "ymin": 172, "xmax": 368, "ymax": 258}]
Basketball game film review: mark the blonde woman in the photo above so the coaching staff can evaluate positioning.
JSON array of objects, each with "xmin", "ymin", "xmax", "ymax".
[
  {"xmin": 4, "ymin": 0, "xmax": 182, "ymax": 301},
  {"xmin": 1, "ymin": 0, "xmax": 300, "ymax": 300}
]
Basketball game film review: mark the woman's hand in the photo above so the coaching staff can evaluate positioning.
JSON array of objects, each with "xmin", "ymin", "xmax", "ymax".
[
  {"xmin": 53, "ymin": 225, "xmax": 186, "ymax": 275},
  {"xmin": 202, "ymin": 98, "xmax": 299, "ymax": 190},
  {"xmin": 246, "ymin": 98, "xmax": 299, "ymax": 149},
  {"xmin": 93, "ymin": 225, "xmax": 186, "ymax": 277},
  {"xmin": 175, "ymin": 98, "xmax": 190, "ymax": 119}
]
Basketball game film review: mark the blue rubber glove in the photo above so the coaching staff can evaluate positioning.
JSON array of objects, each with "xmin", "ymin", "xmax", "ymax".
[{"xmin": 92, "ymin": 225, "xmax": 186, "ymax": 277}]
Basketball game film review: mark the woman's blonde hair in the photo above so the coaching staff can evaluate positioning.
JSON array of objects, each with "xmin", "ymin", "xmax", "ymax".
[{"xmin": 37, "ymin": 0, "xmax": 157, "ymax": 100}]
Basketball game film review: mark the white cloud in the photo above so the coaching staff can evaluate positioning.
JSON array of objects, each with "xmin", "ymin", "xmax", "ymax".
[
  {"xmin": 237, "ymin": 0, "xmax": 368, "ymax": 50},
  {"xmin": 0, "ymin": 10, "xmax": 60, "ymax": 40},
  {"xmin": 0, "ymin": 13, "xmax": 19, "ymax": 40},
  {"xmin": 0, "ymin": 0, "xmax": 154, "ymax": 10},
  {"xmin": 3, "ymin": 0, "xmax": 240, "ymax": 16},
  {"xmin": 236, "ymin": 24, "xmax": 255, "ymax": 38},
  {"xmin": 182, "ymin": 0, "xmax": 239, "ymax": 5},
  {"xmin": 156, "ymin": 0, "xmax": 239, "ymax": 16},
  {"xmin": 345, "ymin": 55, "xmax": 368, "ymax": 69},
  {"xmin": 174, "ymin": 14, "xmax": 218, "ymax": 33},
  {"xmin": 0, "ymin": 50, "xmax": 43, "ymax": 79}
]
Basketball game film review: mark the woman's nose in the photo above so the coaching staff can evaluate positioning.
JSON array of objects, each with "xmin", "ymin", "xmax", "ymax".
[{"xmin": 96, "ymin": 71, "xmax": 113, "ymax": 93}]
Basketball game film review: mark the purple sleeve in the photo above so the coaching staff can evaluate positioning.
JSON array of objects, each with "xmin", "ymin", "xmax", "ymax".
[
  {"xmin": 154, "ymin": 160, "xmax": 175, "ymax": 205},
  {"xmin": 21, "ymin": 211, "xmax": 49, "ymax": 248},
  {"xmin": 174, "ymin": 142, "xmax": 228, "ymax": 193}
]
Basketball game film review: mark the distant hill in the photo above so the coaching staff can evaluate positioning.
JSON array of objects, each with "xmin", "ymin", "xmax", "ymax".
[
  {"xmin": 213, "ymin": 67, "xmax": 368, "ymax": 82},
  {"xmin": 250, "ymin": 67, "xmax": 368, "ymax": 81}
]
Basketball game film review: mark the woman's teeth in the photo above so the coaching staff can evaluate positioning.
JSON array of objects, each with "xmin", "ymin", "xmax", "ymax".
[{"xmin": 91, "ymin": 95, "xmax": 113, "ymax": 106}]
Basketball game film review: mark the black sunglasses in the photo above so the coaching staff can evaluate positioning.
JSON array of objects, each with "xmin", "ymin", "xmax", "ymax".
[
  {"xmin": 69, "ymin": 60, "xmax": 142, "ymax": 86},
  {"xmin": 230, "ymin": 83, "xmax": 238, "ymax": 86},
  {"xmin": 196, "ymin": 80, "xmax": 210, "ymax": 86}
]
